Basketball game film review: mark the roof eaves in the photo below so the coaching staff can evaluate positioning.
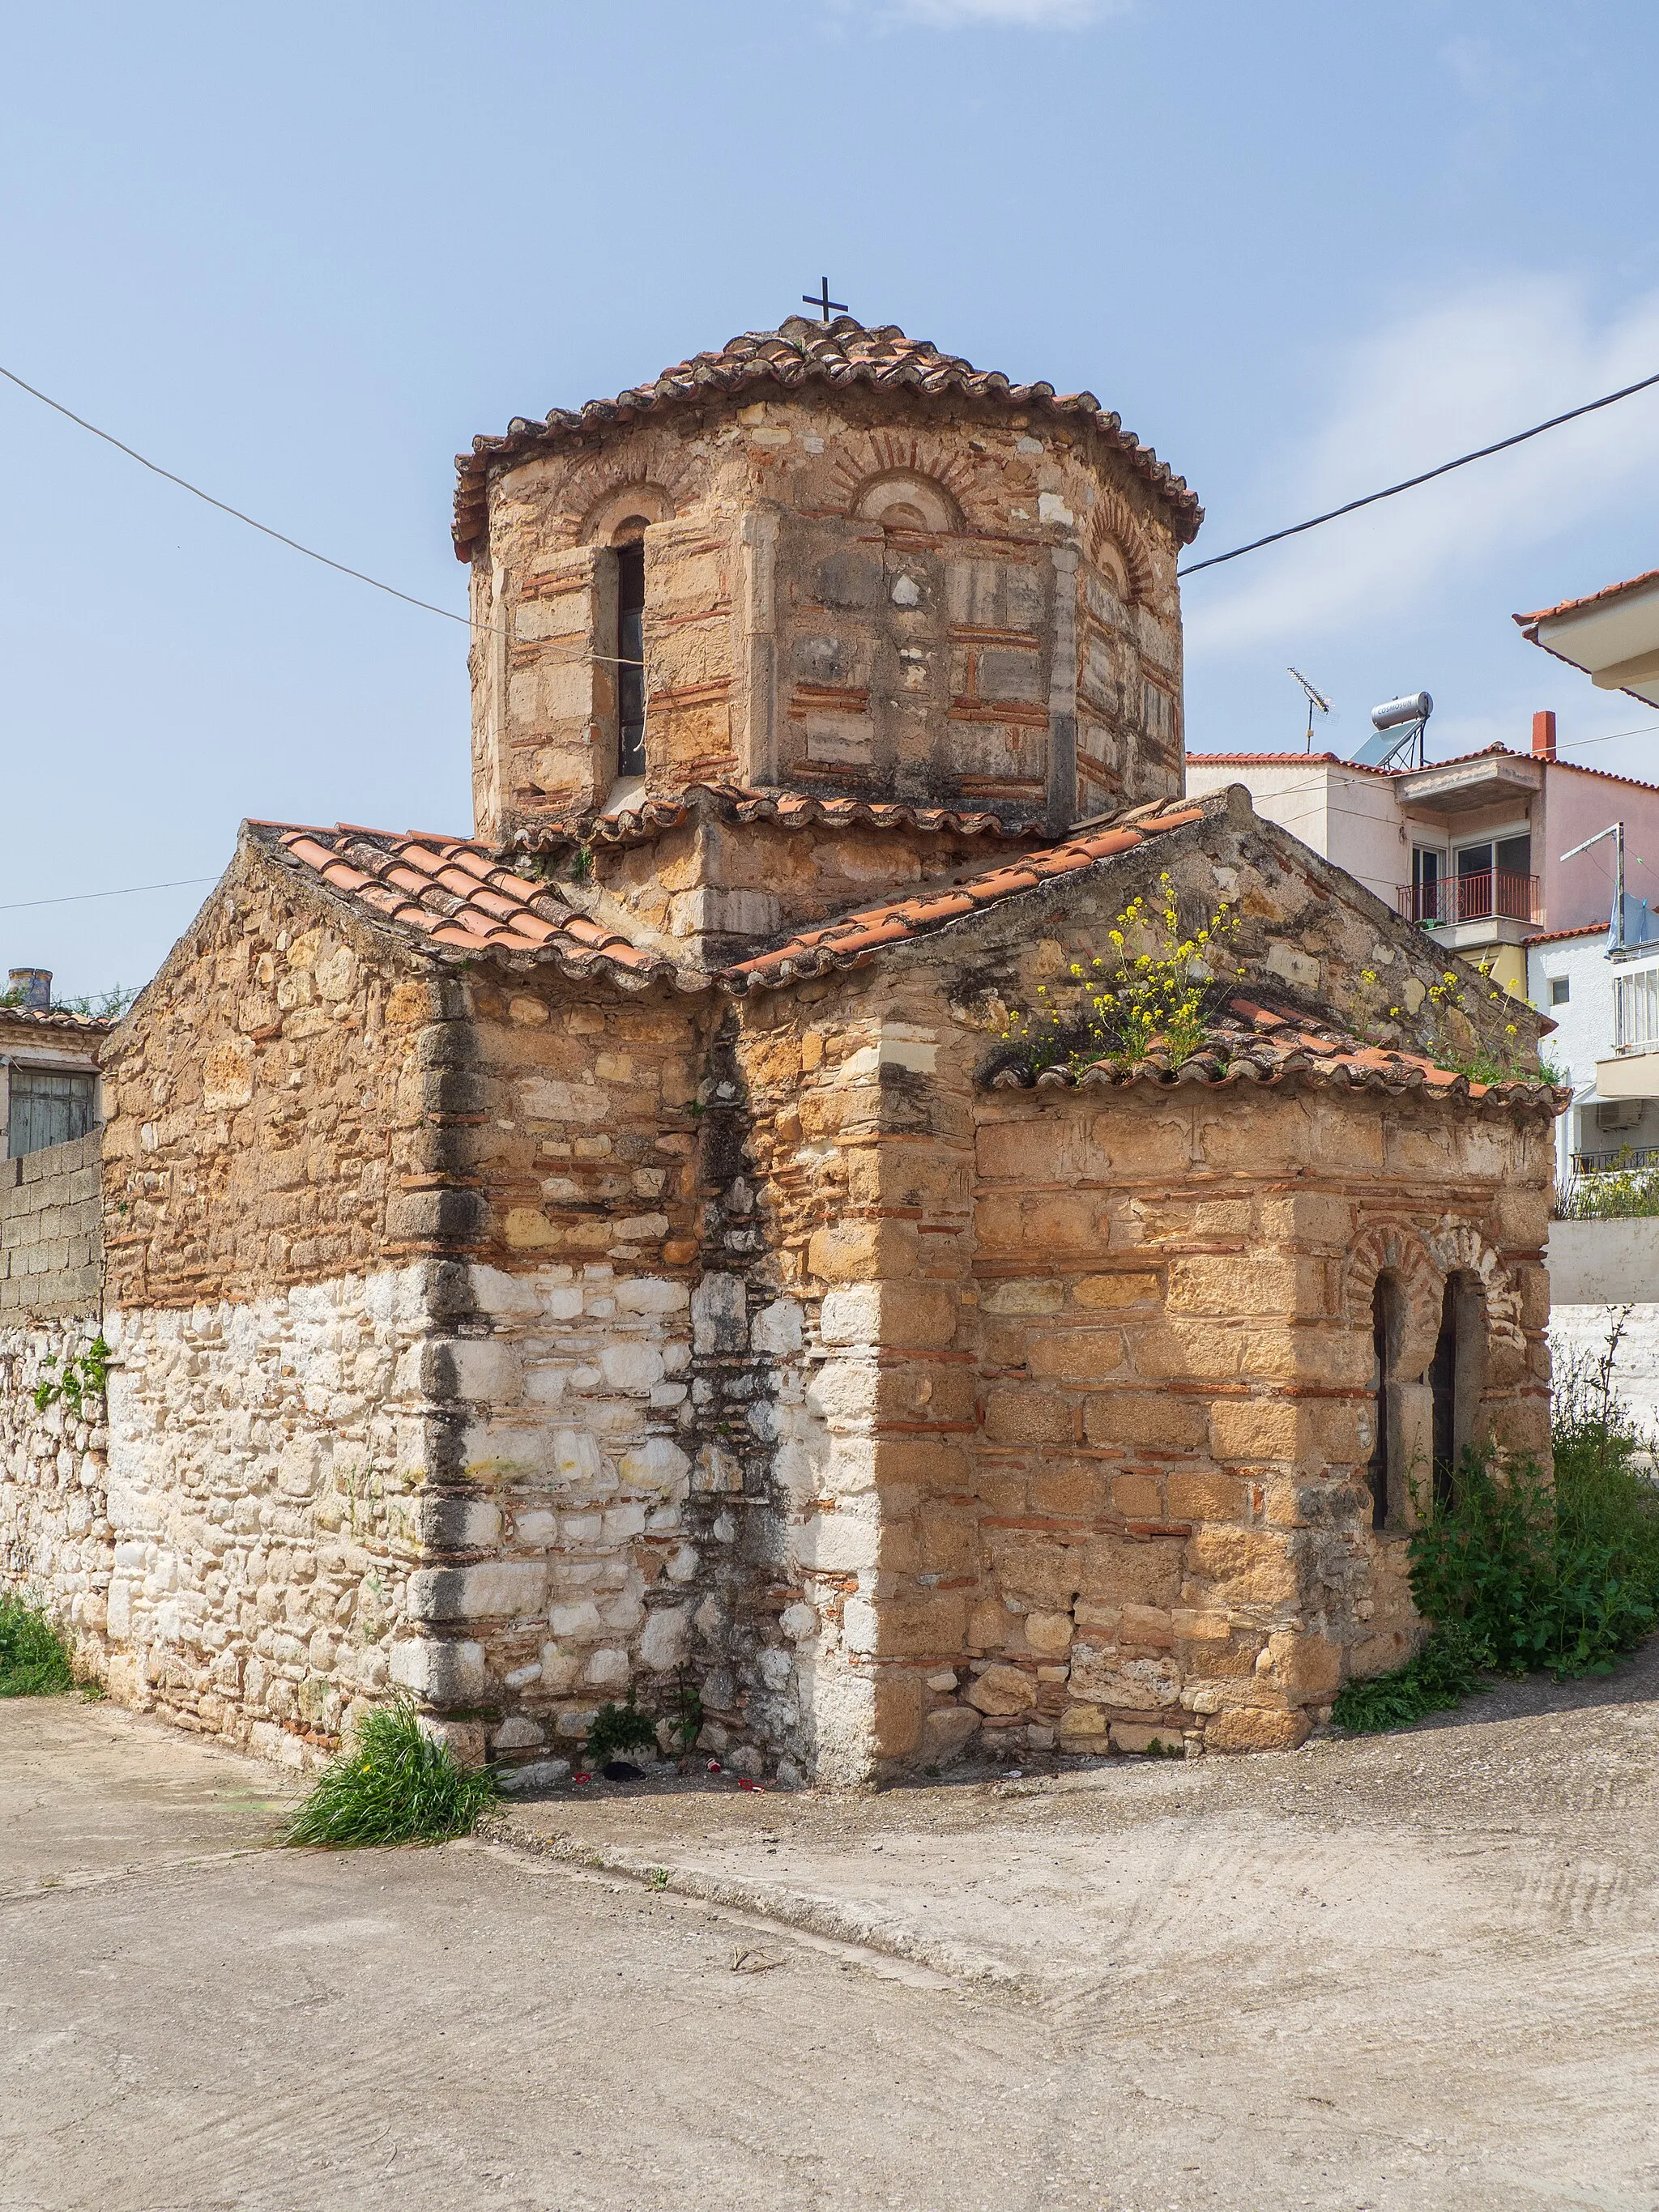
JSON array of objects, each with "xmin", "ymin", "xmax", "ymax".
[
  {"xmin": 717, "ymin": 797, "xmax": 1213, "ymax": 995},
  {"xmin": 454, "ymin": 317, "xmax": 1203, "ymax": 560},
  {"xmin": 1514, "ymin": 568, "xmax": 1659, "ymax": 629},
  {"xmin": 500, "ymin": 781, "xmax": 1059, "ymax": 862}
]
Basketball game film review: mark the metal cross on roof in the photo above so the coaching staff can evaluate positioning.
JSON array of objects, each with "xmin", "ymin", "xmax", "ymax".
[{"xmin": 802, "ymin": 277, "xmax": 847, "ymax": 324}]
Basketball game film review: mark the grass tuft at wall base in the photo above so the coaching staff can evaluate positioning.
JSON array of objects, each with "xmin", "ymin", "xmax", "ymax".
[{"xmin": 284, "ymin": 1697, "xmax": 500, "ymax": 1848}]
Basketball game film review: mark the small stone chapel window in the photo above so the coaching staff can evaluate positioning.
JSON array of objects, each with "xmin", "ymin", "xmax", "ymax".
[
  {"xmin": 613, "ymin": 522, "xmax": 649, "ymax": 779},
  {"xmin": 1367, "ymin": 1272, "xmax": 1401, "ymax": 1529},
  {"xmin": 1429, "ymin": 1272, "xmax": 1486, "ymax": 1507}
]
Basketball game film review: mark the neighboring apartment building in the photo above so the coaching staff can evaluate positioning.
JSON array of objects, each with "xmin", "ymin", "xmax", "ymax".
[
  {"xmin": 1514, "ymin": 568, "xmax": 1659, "ymax": 1188},
  {"xmin": 1188, "ymin": 715, "xmax": 1659, "ymax": 1003}
]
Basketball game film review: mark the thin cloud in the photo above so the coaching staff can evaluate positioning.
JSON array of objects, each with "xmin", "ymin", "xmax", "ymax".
[{"xmin": 1186, "ymin": 275, "xmax": 1659, "ymax": 657}]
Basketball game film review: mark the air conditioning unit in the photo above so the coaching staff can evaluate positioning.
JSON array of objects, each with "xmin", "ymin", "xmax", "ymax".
[{"xmin": 1596, "ymin": 1099, "xmax": 1644, "ymax": 1133}]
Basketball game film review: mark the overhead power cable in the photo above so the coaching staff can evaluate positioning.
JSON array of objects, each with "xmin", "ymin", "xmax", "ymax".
[
  {"xmin": 0, "ymin": 361, "xmax": 483, "ymax": 632},
  {"xmin": 0, "ymin": 875, "xmax": 216, "ymax": 914},
  {"xmin": 1179, "ymin": 367, "xmax": 1659, "ymax": 578}
]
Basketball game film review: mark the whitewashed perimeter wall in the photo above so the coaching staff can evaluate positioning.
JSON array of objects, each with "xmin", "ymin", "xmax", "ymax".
[
  {"xmin": 1549, "ymin": 1217, "xmax": 1659, "ymax": 1439},
  {"xmin": 0, "ymin": 1319, "xmax": 112, "ymax": 1657},
  {"xmin": 100, "ymin": 1268, "xmax": 434, "ymax": 1763},
  {"xmin": 8, "ymin": 1254, "xmax": 854, "ymax": 1780}
]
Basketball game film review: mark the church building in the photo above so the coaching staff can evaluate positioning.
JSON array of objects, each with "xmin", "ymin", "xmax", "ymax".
[{"xmin": 1, "ymin": 318, "xmax": 1560, "ymax": 1779}]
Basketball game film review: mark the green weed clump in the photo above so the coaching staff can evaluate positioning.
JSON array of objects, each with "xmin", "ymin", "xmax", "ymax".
[
  {"xmin": 1335, "ymin": 1332, "xmax": 1659, "ymax": 1733},
  {"xmin": 284, "ymin": 1697, "xmax": 499, "ymax": 1848},
  {"xmin": 997, "ymin": 872, "xmax": 1240, "ymax": 1076},
  {"xmin": 583, "ymin": 1696, "xmax": 658, "ymax": 1766},
  {"xmin": 0, "ymin": 1592, "xmax": 78, "ymax": 1697},
  {"xmin": 1330, "ymin": 1623, "xmax": 1490, "ymax": 1733}
]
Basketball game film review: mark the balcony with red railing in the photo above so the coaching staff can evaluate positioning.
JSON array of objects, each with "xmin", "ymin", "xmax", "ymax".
[{"xmin": 1396, "ymin": 870, "xmax": 1540, "ymax": 928}]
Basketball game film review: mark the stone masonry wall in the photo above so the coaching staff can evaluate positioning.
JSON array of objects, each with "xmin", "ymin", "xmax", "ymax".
[
  {"xmin": 406, "ymin": 965, "xmax": 828, "ymax": 1781},
  {"xmin": 0, "ymin": 1316, "xmax": 113, "ymax": 1671},
  {"xmin": 0, "ymin": 1132, "xmax": 102, "ymax": 1319},
  {"xmin": 0, "ymin": 1136, "xmax": 109, "ymax": 1669},
  {"xmin": 708, "ymin": 799, "xmax": 1556, "ymax": 1778},
  {"xmin": 469, "ymin": 390, "xmax": 1186, "ymax": 842},
  {"xmin": 87, "ymin": 847, "xmax": 484, "ymax": 1759},
  {"xmin": 100, "ymin": 840, "xmax": 444, "ymax": 1311},
  {"xmin": 953, "ymin": 1083, "xmax": 1551, "ymax": 1763},
  {"xmin": 100, "ymin": 1269, "xmax": 435, "ymax": 1762}
]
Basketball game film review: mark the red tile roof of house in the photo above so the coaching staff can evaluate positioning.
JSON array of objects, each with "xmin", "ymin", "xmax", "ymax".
[
  {"xmin": 249, "ymin": 820, "xmax": 684, "ymax": 988},
  {"xmin": 1192, "ymin": 740, "xmax": 1659, "ymax": 798},
  {"xmin": 1187, "ymin": 751, "xmax": 1360, "ymax": 769},
  {"xmin": 454, "ymin": 316, "xmax": 1202, "ymax": 560},
  {"xmin": 215, "ymin": 803, "xmax": 1553, "ymax": 1118},
  {"xmin": 249, "ymin": 799, "xmax": 1213, "ymax": 995},
  {"xmin": 1514, "ymin": 568, "xmax": 1659, "ymax": 629},
  {"xmin": 991, "ymin": 993, "xmax": 1563, "ymax": 1112},
  {"xmin": 501, "ymin": 781, "xmax": 1057, "ymax": 860},
  {"xmin": 0, "ymin": 1004, "xmax": 113, "ymax": 1037},
  {"xmin": 1525, "ymin": 921, "xmax": 1609, "ymax": 946}
]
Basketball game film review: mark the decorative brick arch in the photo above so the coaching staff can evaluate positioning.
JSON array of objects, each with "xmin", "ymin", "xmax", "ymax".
[
  {"xmin": 1423, "ymin": 1221, "xmax": 1526, "ymax": 1359},
  {"xmin": 1342, "ymin": 1223, "xmax": 1444, "ymax": 1379},
  {"xmin": 536, "ymin": 441, "xmax": 695, "ymax": 552},
  {"xmin": 578, "ymin": 479, "xmax": 678, "ymax": 546},
  {"xmin": 1084, "ymin": 488, "xmax": 1157, "ymax": 607},
  {"xmin": 827, "ymin": 431, "xmax": 976, "ymax": 529}
]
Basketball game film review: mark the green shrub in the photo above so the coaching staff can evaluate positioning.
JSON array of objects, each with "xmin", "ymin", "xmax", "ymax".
[
  {"xmin": 1330, "ymin": 1622, "xmax": 1490, "ymax": 1733},
  {"xmin": 583, "ymin": 1696, "xmax": 658, "ymax": 1766},
  {"xmin": 0, "ymin": 1592, "xmax": 78, "ymax": 1697},
  {"xmin": 1334, "ymin": 1346, "xmax": 1659, "ymax": 1733},
  {"xmin": 1555, "ymin": 1153, "xmax": 1659, "ymax": 1220},
  {"xmin": 996, "ymin": 872, "xmax": 1240, "ymax": 1076},
  {"xmin": 284, "ymin": 1697, "xmax": 499, "ymax": 1848}
]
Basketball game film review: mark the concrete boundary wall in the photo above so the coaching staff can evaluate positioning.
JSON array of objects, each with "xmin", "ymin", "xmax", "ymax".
[
  {"xmin": 0, "ymin": 1134, "xmax": 103, "ymax": 1319},
  {"xmin": 1548, "ymin": 1217, "xmax": 1659, "ymax": 1306}
]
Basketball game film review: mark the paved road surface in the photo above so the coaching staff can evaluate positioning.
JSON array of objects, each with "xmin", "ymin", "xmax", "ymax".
[{"xmin": 3, "ymin": 1656, "xmax": 1657, "ymax": 2211}]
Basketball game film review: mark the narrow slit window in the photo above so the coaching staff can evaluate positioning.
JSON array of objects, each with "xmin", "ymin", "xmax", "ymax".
[
  {"xmin": 1368, "ymin": 1272, "xmax": 1400, "ymax": 1529},
  {"xmin": 1429, "ymin": 1282, "xmax": 1458, "ymax": 1507},
  {"xmin": 616, "ymin": 541, "xmax": 646, "ymax": 778},
  {"xmin": 1428, "ymin": 1273, "xmax": 1486, "ymax": 1509}
]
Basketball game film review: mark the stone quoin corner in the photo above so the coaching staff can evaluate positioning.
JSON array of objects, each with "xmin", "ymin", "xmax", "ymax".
[{"xmin": 1, "ymin": 318, "xmax": 1563, "ymax": 1781}]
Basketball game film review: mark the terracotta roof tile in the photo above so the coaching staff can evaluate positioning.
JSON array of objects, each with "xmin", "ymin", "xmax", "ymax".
[
  {"xmin": 1525, "ymin": 921, "xmax": 1609, "ymax": 946},
  {"xmin": 501, "ymin": 780, "xmax": 1060, "ymax": 861},
  {"xmin": 455, "ymin": 316, "xmax": 1201, "ymax": 560},
  {"xmin": 990, "ymin": 993, "xmax": 1563, "ymax": 1115},
  {"xmin": 1515, "ymin": 568, "xmax": 1659, "ymax": 628},
  {"xmin": 1186, "ymin": 751, "xmax": 1367, "ymax": 769},
  {"xmin": 245, "ymin": 805, "xmax": 1552, "ymax": 1123},
  {"xmin": 0, "ymin": 1004, "xmax": 113, "ymax": 1038},
  {"xmin": 722, "ymin": 800, "xmax": 1206, "ymax": 992},
  {"xmin": 247, "ymin": 820, "xmax": 685, "ymax": 989}
]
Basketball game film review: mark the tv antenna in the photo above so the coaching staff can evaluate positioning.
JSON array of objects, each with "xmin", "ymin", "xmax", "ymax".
[
  {"xmin": 1287, "ymin": 667, "xmax": 1332, "ymax": 752},
  {"xmin": 1354, "ymin": 690, "xmax": 1434, "ymax": 770}
]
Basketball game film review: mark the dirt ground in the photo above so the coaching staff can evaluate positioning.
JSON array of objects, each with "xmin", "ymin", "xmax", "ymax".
[{"xmin": 3, "ymin": 1653, "xmax": 1658, "ymax": 2212}]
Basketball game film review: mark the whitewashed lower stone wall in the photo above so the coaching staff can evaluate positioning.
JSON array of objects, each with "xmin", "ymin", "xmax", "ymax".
[
  {"xmin": 5, "ymin": 1252, "xmax": 866, "ymax": 1783},
  {"xmin": 0, "ymin": 1319, "xmax": 112, "ymax": 1663},
  {"xmin": 431, "ymin": 1260, "xmax": 834, "ymax": 1784},
  {"xmin": 100, "ymin": 1268, "xmax": 434, "ymax": 1765}
]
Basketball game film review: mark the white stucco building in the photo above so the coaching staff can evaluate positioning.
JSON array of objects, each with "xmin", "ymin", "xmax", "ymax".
[{"xmin": 1188, "ymin": 714, "xmax": 1659, "ymax": 1005}]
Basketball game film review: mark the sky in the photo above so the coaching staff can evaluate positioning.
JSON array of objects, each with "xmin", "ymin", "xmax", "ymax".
[{"xmin": 4, "ymin": 0, "xmax": 1658, "ymax": 1000}]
